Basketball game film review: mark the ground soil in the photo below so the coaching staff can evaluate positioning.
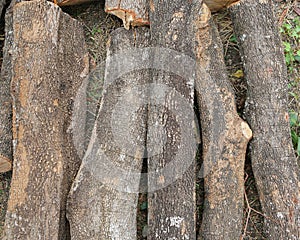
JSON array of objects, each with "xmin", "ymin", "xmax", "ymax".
[{"xmin": 0, "ymin": 1, "xmax": 299, "ymax": 239}]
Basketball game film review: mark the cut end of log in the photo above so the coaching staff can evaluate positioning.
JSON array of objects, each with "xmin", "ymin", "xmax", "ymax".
[
  {"xmin": 204, "ymin": 0, "xmax": 240, "ymax": 12},
  {"xmin": 240, "ymin": 121, "xmax": 252, "ymax": 140},
  {"xmin": 105, "ymin": 8, "xmax": 150, "ymax": 30},
  {"xmin": 0, "ymin": 155, "xmax": 12, "ymax": 173}
]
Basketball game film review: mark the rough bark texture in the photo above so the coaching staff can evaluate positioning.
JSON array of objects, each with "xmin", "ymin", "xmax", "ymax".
[
  {"xmin": 67, "ymin": 27, "xmax": 150, "ymax": 240},
  {"xmin": 146, "ymin": 1, "xmax": 201, "ymax": 239},
  {"xmin": 3, "ymin": 0, "xmax": 88, "ymax": 239},
  {"xmin": 105, "ymin": 0, "xmax": 149, "ymax": 29},
  {"xmin": 230, "ymin": 0, "xmax": 300, "ymax": 239},
  {"xmin": 0, "ymin": 1, "xmax": 14, "ymax": 173},
  {"xmin": 194, "ymin": 5, "xmax": 252, "ymax": 239}
]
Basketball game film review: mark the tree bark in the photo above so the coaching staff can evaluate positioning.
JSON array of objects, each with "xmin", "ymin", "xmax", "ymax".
[
  {"xmin": 194, "ymin": 5, "xmax": 252, "ymax": 239},
  {"xmin": 146, "ymin": 1, "xmax": 202, "ymax": 239},
  {"xmin": 67, "ymin": 27, "xmax": 150, "ymax": 240},
  {"xmin": 0, "ymin": 1, "xmax": 15, "ymax": 173},
  {"xmin": 105, "ymin": 0, "xmax": 149, "ymax": 29},
  {"xmin": 230, "ymin": 0, "xmax": 300, "ymax": 239},
  {"xmin": 3, "ymin": 0, "xmax": 88, "ymax": 239}
]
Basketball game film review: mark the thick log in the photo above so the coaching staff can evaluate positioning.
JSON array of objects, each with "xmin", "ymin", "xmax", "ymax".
[
  {"xmin": 194, "ymin": 5, "xmax": 252, "ymax": 239},
  {"xmin": 0, "ymin": 1, "xmax": 15, "ymax": 173},
  {"xmin": 3, "ymin": 0, "xmax": 88, "ymax": 239},
  {"xmin": 67, "ymin": 27, "xmax": 150, "ymax": 239},
  {"xmin": 105, "ymin": 0, "xmax": 149, "ymax": 29},
  {"xmin": 230, "ymin": 0, "xmax": 300, "ymax": 239},
  {"xmin": 146, "ymin": 1, "xmax": 201, "ymax": 239}
]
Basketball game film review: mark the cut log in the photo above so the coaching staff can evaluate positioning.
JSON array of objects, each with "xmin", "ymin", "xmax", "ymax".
[
  {"xmin": 3, "ymin": 0, "xmax": 88, "ymax": 239},
  {"xmin": 67, "ymin": 27, "xmax": 150, "ymax": 239},
  {"xmin": 230, "ymin": 0, "xmax": 300, "ymax": 239},
  {"xmin": 203, "ymin": 0, "xmax": 240, "ymax": 12},
  {"xmin": 105, "ymin": 0, "xmax": 149, "ymax": 29},
  {"xmin": 0, "ymin": 155, "xmax": 12, "ymax": 173},
  {"xmin": 0, "ymin": 1, "xmax": 15, "ymax": 173},
  {"xmin": 146, "ymin": 1, "xmax": 201, "ymax": 239},
  {"xmin": 194, "ymin": 4, "xmax": 252, "ymax": 239}
]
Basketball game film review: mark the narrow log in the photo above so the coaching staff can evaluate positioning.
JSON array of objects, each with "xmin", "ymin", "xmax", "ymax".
[
  {"xmin": 3, "ymin": 0, "xmax": 88, "ymax": 239},
  {"xmin": 194, "ymin": 4, "xmax": 252, "ymax": 239},
  {"xmin": 67, "ymin": 27, "xmax": 150, "ymax": 239},
  {"xmin": 0, "ymin": 1, "xmax": 15, "ymax": 173},
  {"xmin": 0, "ymin": 155, "xmax": 12, "ymax": 173},
  {"xmin": 56, "ymin": 0, "xmax": 94, "ymax": 7},
  {"xmin": 146, "ymin": 1, "xmax": 201, "ymax": 239},
  {"xmin": 230, "ymin": 0, "xmax": 300, "ymax": 239},
  {"xmin": 105, "ymin": 0, "xmax": 149, "ymax": 29}
]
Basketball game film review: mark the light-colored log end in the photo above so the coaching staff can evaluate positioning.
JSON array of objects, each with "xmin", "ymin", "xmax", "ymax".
[
  {"xmin": 204, "ymin": 0, "xmax": 240, "ymax": 12},
  {"xmin": 0, "ymin": 155, "xmax": 12, "ymax": 173},
  {"xmin": 105, "ymin": 8, "xmax": 150, "ymax": 30},
  {"xmin": 241, "ymin": 121, "xmax": 252, "ymax": 141}
]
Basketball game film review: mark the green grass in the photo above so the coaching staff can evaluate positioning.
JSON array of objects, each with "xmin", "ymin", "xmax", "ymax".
[{"xmin": 280, "ymin": 15, "xmax": 300, "ymax": 157}]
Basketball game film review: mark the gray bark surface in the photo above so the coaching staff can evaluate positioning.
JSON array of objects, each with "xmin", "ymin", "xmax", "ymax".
[
  {"xmin": 67, "ymin": 27, "xmax": 150, "ymax": 240},
  {"xmin": 0, "ymin": 0, "xmax": 14, "ymax": 173},
  {"xmin": 146, "ymin": 1, "xmax": 201, "ymax": 239},
  {"xmin": 3, "ymin": 0, "xmax": 88, "ymax": 239},
  {"xmin": 230, "ymin": 0, "xmax": 300, "ymax": 239}
]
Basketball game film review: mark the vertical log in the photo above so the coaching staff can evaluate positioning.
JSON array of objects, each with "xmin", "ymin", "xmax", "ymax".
[
  {"xmin": 0, "ymin": 1, "xmax": 15, "ymax": 173},
  {"xmin": 194, "ymin": 5, "xmax": 251, "ymax": 239},
  {"xmin": 230, "ymin": 0, "xmax": 300, "ymax": 239},
  {"xmin": 3, "ymin": 0, "xmax": 88, "ymax": 239},
  {"xmin": 146, "ymin": 1, "xmax": 200, "ymax": 239},
  {"xmin": 105, "ymin": 0, "xmax": 149, "ymax": 29},
  {"xmin": 67, "ymin": 27, "xmax": 150, "ymax": 240}
]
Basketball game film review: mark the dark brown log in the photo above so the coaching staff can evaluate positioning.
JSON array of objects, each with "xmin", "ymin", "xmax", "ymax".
[
  {"xmin": 56, "ymin": 0, "xmax": 94, "ymax": 7},
  {"xmin": 230, "ymin": 0, "xmax": 300, "ymax": 239},
  {"xmin": 67, "ymin": 27, "xmax": 150, "ymax": 239},
  {"xmin": 0, "ymin": 1, "xmax": 15, "ymax": 173},
  {"xmin": 146, "ymin": 1, "xmax": 202, "ymax": 239},
  {"xmin": 105, "ymin": 0, "xmax": 149, "ymax": 29},
  {"xmin": 3, "ymin": 0, "xmax": 88, "ymax": 239},
  {"xmin": 194, "ymin": 5, "xmax": 252, "ymax": 239}
]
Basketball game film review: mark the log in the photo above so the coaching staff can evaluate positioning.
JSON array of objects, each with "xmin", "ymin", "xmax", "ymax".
[
  {"xmin": 3, "ymin": 0, "xmax": 88, "ymax": 239},
  {"xmin": 67, "ymin": 27, "xmax": 150, "ymax": 239},
  {"xmin": 0, "ymin": 155, "xmax": 12, "ymax": 173},
  {"xmin": 203, "ymin": 0, "xmax": 239, "ymax": 12},
  {"xmin": 230, "ymin": 0, "xmax": 300, "ymax": 239},
  {"xmin": 0, "ymin": 0, "xmax": 15, "ymax": 174},
  {"xmin": 194, "ymin": 4, "xmax": 252, "ymax": 239},
  {"xmin": 146, "ymin": 1, "xmax": 202, "ymax": 239},
  {"xmin": 56, "ymin": 0, "xmax": 94, "ymax": 7},
  {"xmin": 105, "ymin": 0, "xmax": 149, "ymax": 29}
]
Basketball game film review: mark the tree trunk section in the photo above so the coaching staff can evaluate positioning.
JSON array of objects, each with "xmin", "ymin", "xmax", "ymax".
[
  {"xmin": 146, "ymin": 1, "xmax": 201, "ymax": 239},
  {"xmin": 194, "ymin": 5, "xmax": 252, "ymax": 239},
  {"xmin": 230, "ymin": 0, "xmax": 300, "ymax": 239},
  {"xmin": 67, "ymin": 27, "xmax": 150, "ymax": 240},
  {"xmin": 3, "ymin": 0, "xmax": 88, "ymax": 239},
  {"xmin": 0, "ymin": 1, "xmax": 15, "ymax": 173},
  {"xmin": 105, "ymin": 0, "xmax": 149, "ymax": 29}
]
